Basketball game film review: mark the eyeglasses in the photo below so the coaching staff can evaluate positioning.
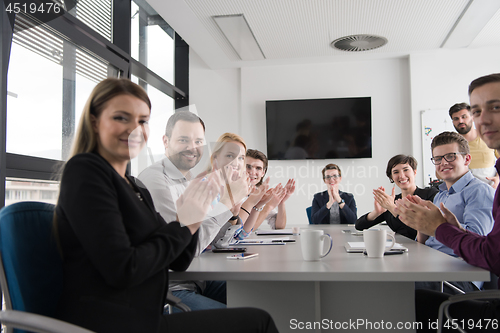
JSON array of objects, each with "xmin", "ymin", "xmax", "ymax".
[
  {"xmin": 324, "ymin": 175, "xmax": 340, "ymax": 180},
  {"xmin": 430, "ymin": 152, "xmax": 466, "ymax": 165}
]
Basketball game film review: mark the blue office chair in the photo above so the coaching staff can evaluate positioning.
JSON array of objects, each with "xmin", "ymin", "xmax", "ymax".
[
  {"xmin": 0, "ymin": 201, "xmax": 189, "ymax": 332},
  {"xmin": 0, "ymin": 310, "xmax": 94, "ymax": 333},
  {"xmin": 306, "ymin": 206, "xmax": 312, "ymax": 224},
  {"xmin": 0, "ymin": 202, "xmax": 65, "ymax": 333}
]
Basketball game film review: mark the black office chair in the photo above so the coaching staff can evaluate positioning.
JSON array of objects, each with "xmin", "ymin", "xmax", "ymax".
[
  {"xmin": 437, "ymin": 290, "xmax": 500, "ymax": 333},
  {"xmin": 442, "ymin": 272, "xmax": 499, "ymax": 294},
  {"xmin": 438, "ymin": 272, "xmax": 499, "ymax": 333}
]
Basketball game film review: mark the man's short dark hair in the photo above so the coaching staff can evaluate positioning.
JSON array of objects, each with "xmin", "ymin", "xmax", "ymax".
[
  {"xmin": 385, "ymin": 155, "xmax": 417, "ymax": 183},
  {"xmin": 449, "ymin": 103, "xmax": 470, "ymax": 118},
  {"xmin": 469, "ymin": 73, "xmax": 500, "ymax": 96},
  {"xmin": 246, "ymin": 149, "xmax": 268, "ymax": 186},
  {"xmin": 165, "ymin": 111, "xmax": 205, "ymax": 138},
  {"xmin": 431, "ymin": 131, "xmax": 470, "ymax": 155}
]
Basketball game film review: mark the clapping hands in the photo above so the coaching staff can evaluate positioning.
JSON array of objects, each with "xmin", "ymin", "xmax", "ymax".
[
  {"xmin": 373, "ymin": 186, "xmax": 396, "ymax": 216},
  {"xmin": 177, "ymin": 171, "xmax": 223, "ymax": 233}
]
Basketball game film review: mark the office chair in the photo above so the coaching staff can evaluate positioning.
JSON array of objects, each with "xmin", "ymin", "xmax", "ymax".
[
  {"xmin": 0, "ymin": 201, "xmax": 63, "ymax": 333},
  {"xmin": 0, "ymin": 310, "xmax": 94, "ymax": 333},
  {"xmin": 0, "ymin": 202, "xmax": 189, "ymax": 333},
  {"xmin": 437, "ymin": 272, "xmax": 499, "ymax": 333},
  {"xmin": 442, "ymin": 272, "xmax": 499, "ymax": 294},
  {"xmin": 437, "ymin": 290, "xmax": 500, "ymax": 333},
  {"xmin": 306, "ymin": 206, "xmax": 312, "ymax": 224}
]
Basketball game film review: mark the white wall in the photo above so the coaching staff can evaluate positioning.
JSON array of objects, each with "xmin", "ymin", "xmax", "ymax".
[
  {"xmin": 409, "ymin": 46, "xmax": 500, "ymax": 184},
  {"xmin": 189, "ymin": 51, "xmax": 241, "ymax": 144},
  {"xmin": 191, "ymin": 47, "xmax": 500, "ymax": 227},
  {"xmin": 191, "ymin": 53, "xmax": 413, "ymax": 225}
]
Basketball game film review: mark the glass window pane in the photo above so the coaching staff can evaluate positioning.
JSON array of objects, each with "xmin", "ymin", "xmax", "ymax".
[
  {"xmin": 66, "ymin": 0, "xmax": 112, "ymax": 41},
  {"xmin": 131, "ymin": 0, "xmax": 174, "ymax": 83},
  {"xmin": 7, "ymin": 16, "xmax": 117, "ymax": 161},
  {"xmin": 5, "ymin": 178, "xmax": 60, "ymax": 206},
  {"xmin": 130, "ymin": 75, "xmax": 174, "ymax": 176}
]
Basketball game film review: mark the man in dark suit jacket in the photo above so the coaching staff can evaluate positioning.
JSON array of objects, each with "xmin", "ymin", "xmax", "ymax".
[{"xmin": 311, "ymin": 164, "xmax": 357, "ymax": 224}]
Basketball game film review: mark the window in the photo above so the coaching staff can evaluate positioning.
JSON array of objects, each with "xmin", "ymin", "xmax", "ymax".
[
  {"xmin": 7, "ymin": 15, "xmax": 114, "ymax": 160},
  {"xmin": 131, "ymin": 75, "xmax": 174, "ymax": 157},
  {"xmin": 5, "ymin": 178, "xmax": 59, "ymax": 206},
  {"xmin": 1, "ymin": 1, "xmax": 188, "ymax": 207},
  {"xmin": 66, "ymin": 0, "xmax": 112, "ymax": 42},
  {"xmin": 131, "ymin": 0, "xmax": 174, "ymax": 83}
]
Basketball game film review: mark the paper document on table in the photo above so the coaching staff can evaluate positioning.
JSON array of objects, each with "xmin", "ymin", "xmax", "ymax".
[
  {"xmin": 255, "ymin": 229, "xmax": 295, "ymax": 235},
  {"xmin": 344, "ymin": 242, "xmax": 408, "ymax": 253},
  {"xmin": 233, "ymin": 237, "xmax": 295, "ymax": 245}
]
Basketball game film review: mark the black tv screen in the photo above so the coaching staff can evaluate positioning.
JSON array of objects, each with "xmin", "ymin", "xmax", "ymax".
[{"xmin": 266, "ymin": 97, "xmax": 372, "ymax": 160}]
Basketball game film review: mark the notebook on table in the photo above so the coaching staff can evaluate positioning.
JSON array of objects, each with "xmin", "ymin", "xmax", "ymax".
[{"xmin": 344, "ymin": 241, "xmax": 408, "ymax": 253}]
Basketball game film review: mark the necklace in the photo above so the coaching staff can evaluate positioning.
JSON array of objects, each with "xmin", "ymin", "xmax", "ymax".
[{"xmin": 124, "ymin": 177, "xmax": 143, "ymax": 201}]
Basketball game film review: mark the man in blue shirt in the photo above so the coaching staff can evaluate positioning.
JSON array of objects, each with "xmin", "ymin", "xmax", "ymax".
[{"xmin": 417, "ymin": 131, "xmax": 495, "ymax": 292}]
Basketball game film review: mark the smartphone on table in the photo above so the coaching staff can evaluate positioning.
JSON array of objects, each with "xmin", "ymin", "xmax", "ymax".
[
  {"xmin": 227, "ymin": 253, "xmax": 259, "ymax": 260},
  {"xmin": 212, "ymin": 247, "xmax": 247, "ymax": 253}
]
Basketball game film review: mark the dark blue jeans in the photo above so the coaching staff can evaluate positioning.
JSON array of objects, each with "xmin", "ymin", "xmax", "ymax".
[{"xmin": 170, "ymin": 280, "xmax": 226, "ymax": 313}]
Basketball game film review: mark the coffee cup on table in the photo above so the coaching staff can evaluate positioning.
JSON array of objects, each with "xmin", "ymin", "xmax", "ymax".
[
  {"xmin": 363, "ymin": 229, "xmax": 395, "ymax": 258},
  {"xmin": 301, "ymin": 229, "xmax": 333, "ymax": 261}
]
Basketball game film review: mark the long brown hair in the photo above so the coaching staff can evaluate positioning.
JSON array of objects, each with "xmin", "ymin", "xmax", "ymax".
[
  {"xmin": 54, "ymin": 79, "xmax": 151, "ymax": 248},
  {"xmin": 69, "ymin": 78, "xmax": 151, "ymax": 160}
]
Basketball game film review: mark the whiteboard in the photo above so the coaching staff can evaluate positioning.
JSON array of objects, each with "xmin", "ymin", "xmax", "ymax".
[{"xmin": 421, "ymin": 109, "xmax": 455, "ymax": 184}]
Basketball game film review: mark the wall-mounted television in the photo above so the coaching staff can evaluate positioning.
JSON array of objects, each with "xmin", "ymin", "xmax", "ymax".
[{"xmin": 266, "ymin": 97, "xmax": 372, "ymax": 160}]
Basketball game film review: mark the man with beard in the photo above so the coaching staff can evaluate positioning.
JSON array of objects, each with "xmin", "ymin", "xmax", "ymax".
[
  {"xmin": 449, "ymin": 102, "xmax": 499, "ymax": 187},
  {"xmin": 138, "ymin": 111, "xmax": 241, "ymax": 312}
]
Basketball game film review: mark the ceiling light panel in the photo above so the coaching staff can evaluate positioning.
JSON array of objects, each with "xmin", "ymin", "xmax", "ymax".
[
  {"xmin": 442, "ymin": 0, "xmax": 500, "ymax": 48},
  {"xmin": 213, "ymin": 14, "xmax": 265, "ymax": 61},
  {"xmin": 184, "ymin": 0, "xmax": 470, "ymax": 61}
]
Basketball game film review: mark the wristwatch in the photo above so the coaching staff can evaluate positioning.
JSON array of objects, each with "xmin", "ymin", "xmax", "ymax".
[
  {"xmin": 229, "ymin": 215, "xmax": 239, "ymax": 221},
  {"xmin": 338, "ymin": 199, "xmax": 345, "ymax": 204}
]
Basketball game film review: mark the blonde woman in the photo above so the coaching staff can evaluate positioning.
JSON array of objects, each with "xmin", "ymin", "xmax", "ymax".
[
  {"xmin": 54, "ymin": 78, "xmax": 278, "ymax": 333},
  {"xmin": 209, "ymin": 133, "xmax": 272, "ymax": 240}
]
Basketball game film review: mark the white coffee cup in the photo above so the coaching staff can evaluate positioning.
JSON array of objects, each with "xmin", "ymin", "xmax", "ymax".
[
  {"xmin": 363, "ymin": 229, "xmax": 395, "ymax": 258},
  {"xmin": 301, "ymin": 229, "xmax": 333, "ymax": 261}
]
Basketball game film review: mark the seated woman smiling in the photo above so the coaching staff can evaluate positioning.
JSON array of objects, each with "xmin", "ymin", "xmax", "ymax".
[
  {"xmin": 355, "ymin": 154, "xmax": 438, "ymax": 239},
  {"xmin": 54, "ymin": 78, "xmax": 278, "ymax": 333}
]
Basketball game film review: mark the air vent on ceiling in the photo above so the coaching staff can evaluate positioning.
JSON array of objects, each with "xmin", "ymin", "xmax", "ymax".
[{"xmin": 331, "ymin": 34, "xmax": 387, "ymax": 52}]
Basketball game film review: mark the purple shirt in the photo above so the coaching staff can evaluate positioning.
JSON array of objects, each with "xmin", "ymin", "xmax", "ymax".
[{"xmin": 435, "ymin": 158, "xmax": 500, "ymax": 286}]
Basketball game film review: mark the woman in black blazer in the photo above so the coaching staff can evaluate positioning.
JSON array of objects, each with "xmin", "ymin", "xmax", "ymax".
[
  {"xmin": 311, "ymin": 164, "xmax": 357, "ymax": 224},
  {"xmin": 54, "ymin": 78, "xmax": 277, "ymax": 333},
  {"xmin": 355, "ymin": 154, "xmax": 438, "ymax": 239}
]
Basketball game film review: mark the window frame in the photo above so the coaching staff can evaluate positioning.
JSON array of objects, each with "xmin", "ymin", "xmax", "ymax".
[{"xmin": 0, "ymin": 0, "xmax": 189, "ymax": 208}]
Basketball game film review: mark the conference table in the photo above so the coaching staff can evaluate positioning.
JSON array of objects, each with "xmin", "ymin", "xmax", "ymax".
[{"xmin": 170, "ymin": 225, "xmax": 490, "ymax": 333}]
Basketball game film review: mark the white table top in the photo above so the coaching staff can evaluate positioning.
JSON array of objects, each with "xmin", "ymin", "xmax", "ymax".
[{"xmin": 170, "ymin": 225, "xmax": 490, "ymax": 282}]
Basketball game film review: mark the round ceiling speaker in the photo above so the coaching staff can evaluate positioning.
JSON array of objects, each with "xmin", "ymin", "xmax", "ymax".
[{"xmin": 331, "ymin": 34, "xmax": 388, "ymax": 52}]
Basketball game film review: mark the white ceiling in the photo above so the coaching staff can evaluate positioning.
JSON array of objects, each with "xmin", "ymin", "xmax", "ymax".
[{"xmin": 148, "ymin": 0, "xmax": 500, "ymax": 69}]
